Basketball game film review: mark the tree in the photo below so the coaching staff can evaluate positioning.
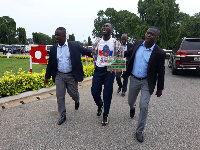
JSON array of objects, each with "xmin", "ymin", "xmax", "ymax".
[
  {"xmin": 32, "ymin": 32, "xmax": 52, "ymax": 45},
  {"xmin": 0, "ymin": 23, "xmax": 9, "ymax": 44},
  {"xmin": 17, "ymin": 27, "xmax": 26, "ymax": 44},
  {"xmin": 138, "ymin": 0, "xmax": 180, "ymax": 48},
  {"xmin": 27, "ymin": 38, "xmax": 33, "ymax": 44},
  {"xmin": 0, "ymin": 16, "xmax": 16, "ymax": 44},
  {"xmin": 51, "ymin": 35, "xmax": 56, "ymax": 45},
  {"xmin": 68, "ymin": 33, "xmax": 75, "ymax": 41},
  {"xmin": 87, "ymin": 36, "xmax": 92, "ymax": 46},
  {"xmin": 180, "ymin": 12, "xmax": 200, "ymax": 38},
  {"xmin": 92, "ymin": 8, "xmax": 141, "ymax": 41}
]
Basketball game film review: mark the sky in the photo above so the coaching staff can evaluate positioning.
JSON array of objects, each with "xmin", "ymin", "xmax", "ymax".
[{"xmin": 1, "ymin": 0, "xmax": 200, "ymax": 42}]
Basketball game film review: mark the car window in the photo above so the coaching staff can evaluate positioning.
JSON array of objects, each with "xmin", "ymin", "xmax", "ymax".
[
  {"xmin": 173, "ymin": 40, "xmax": 182, "ymax": 53},
  {"xmin": 181, "ymin": 39, "xmax": 200, "ymax": 50}
]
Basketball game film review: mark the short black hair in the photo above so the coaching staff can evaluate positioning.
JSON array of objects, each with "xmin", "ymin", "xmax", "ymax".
[
  {"xmin": 149, "ymin": 26, "xmax": 160, "ymax": 35},
  {"xmin": 56, "ymin": 27, "xmax": 66, "ymax": 34}
]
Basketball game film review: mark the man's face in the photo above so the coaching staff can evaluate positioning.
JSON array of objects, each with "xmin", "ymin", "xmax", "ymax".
[
  {"xmin": 55, "ymin": 29, "xmax": 66, "ymax": 44},
  {"xmin": 121, "ymin": 36, "xmax": 127, "ymax": 45},
  {"xmin": 102, "ymin": 23, "xmax": 112, "ymax": 36},
  {"xmin": 145, "ymin": 28, "xmax": 158, "ymax": 45}
]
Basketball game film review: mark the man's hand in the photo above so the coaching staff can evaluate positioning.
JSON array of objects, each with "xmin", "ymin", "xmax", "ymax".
[
  {"xmin": 155, "ymin": 91, "xmax": 162, "ymax": 97},
  {"xmin": 44, "ymin": 79, "xmax": 49, "ymax": 85}
]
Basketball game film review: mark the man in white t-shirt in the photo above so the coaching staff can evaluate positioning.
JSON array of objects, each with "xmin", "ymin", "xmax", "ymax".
[{"xmin": 91, "ymin": 23, "xmax": 123, "ymax": 126}]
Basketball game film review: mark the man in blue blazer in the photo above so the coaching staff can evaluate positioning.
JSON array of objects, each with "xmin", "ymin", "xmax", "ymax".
[
  {"xmin": 44, "ymin": 27, "xmax": 92, "ymax": 125},
  {"xmin": 124, "ymin": 26, "xmax": 165, "ymax": 142}
]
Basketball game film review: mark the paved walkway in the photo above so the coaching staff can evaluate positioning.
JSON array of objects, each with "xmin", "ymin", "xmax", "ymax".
[{"xmin": 0, "ymin": 68, "xmax": 200, "ymax": 149}]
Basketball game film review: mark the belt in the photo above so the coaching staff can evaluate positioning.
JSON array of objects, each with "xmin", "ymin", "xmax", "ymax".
[
  {"xmin": 64, "ymin": 71, "xmax": 72, "ymax": 74},
  {"xmin": 61, "ymin": 71, "xmax": 72, "ymax": 74},
  {"xmin": 131, "ymin": 74, "xmax": 147, "ymax": 80}
]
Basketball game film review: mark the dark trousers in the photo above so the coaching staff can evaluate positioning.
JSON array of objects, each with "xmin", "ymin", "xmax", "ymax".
[
  {"xmin": 115, "ymin": 71, "xmax": 128, "ymax": 93},
  {"xmin": 91, "ymin": 66, "xmax": 115, "ymax": 115}
]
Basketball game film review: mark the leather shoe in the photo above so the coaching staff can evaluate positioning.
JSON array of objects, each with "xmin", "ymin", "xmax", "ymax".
[
  {"xmin": 75, "ymin": 102, "xmax": 79, "ymax": 110},
  {"xmin": 57, "ymin": 116, "xmax": 66, "ymax": 125},
  {"xmin": 121, "ymin": 92, "xmax": 125, "ymax": 97},
  {"xmin": 117, "ymin": 87, "xmax": 121, "ymax": 93},
  {"xmin": 130, "ymin": 108, "xmax": 135, "ymax": 118},
  {"xmin": 136, "ymin": 132, "xmax": 144, "ymax": 143}
]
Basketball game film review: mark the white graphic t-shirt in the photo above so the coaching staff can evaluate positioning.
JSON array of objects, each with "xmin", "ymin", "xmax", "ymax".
[{"xmin": 96, "ymin": 38, "xmax": 115, "ymax": 67}]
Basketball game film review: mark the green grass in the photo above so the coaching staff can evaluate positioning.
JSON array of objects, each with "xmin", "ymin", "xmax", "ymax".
[
  {"xmin": 0, "ymin": 58, "xmax": 47, "ymax": 78},
  {"xmin": 0, "ymin": 57, "xmax": 88, "ymax": 78}
]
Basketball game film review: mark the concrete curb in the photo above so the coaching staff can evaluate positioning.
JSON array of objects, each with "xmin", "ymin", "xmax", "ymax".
[{"xmin": 0, "ymin": 76, "xmax": 93, "ymax": 104}]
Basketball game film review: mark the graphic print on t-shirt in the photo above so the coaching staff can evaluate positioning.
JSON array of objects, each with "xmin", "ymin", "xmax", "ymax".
[{"xmin": 96, "ymin": 38, "xmax": 114, "ymax": 67}]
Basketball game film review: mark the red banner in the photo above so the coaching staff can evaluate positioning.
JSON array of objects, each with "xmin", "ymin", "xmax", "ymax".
[{"xmin": 29, "ymin": 45, "xmax": 47, "ymax": 64}]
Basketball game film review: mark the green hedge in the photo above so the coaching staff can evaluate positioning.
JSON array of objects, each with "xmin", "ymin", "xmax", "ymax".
[
  {"xmin": 0, "ymin": 63, "xmax": 94, "ymax": 98},
  {"xmin": 0, "ymin": 55, "xmax": 30, "ymax": 59}
]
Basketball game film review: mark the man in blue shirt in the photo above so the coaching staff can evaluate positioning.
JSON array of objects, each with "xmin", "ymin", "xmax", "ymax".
[
  {"xmin": 44, "ymin": 27, "xmax": 92, "ymax": 125},
  {"xmin": 124, "ymin": 26, "xmax": 165, "ymax": 142}
]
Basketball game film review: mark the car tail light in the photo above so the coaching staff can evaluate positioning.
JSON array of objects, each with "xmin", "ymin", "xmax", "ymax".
[
  {"xmin": 176, "ymin": 61, "xmax": 180, "ymax": 65},
  {"xmin": 176, "ymin": 51, "xmax": 187, "ymax": 56}
]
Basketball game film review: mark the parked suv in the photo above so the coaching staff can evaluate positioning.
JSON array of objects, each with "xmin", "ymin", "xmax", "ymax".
[{"xmin": 168, "ymin": 37, "xmax": 200, "ymax": 75}]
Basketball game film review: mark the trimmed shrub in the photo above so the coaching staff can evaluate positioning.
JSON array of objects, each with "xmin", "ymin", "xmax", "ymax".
[{"xmin": 0, "ymin": 64, "xmax": 95, "ymax": 98}]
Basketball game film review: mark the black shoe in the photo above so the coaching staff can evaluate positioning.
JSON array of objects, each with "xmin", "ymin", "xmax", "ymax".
[
  {"xmin": 57, "ymin": 115, "xmax": 66, "ymax": 125},
  {"xmin": 75, "ymin": 102, "xmax": 79, "ymax": 110},
  {"xmin": 121, "ymin": 92, "xmax": 125, "ymax": 97},
  {"xmin": 130, "ymin": 108, "xmax": 135, "ymax": 118},
  {"xmin": 136, "ymin": 132, "xmax": 144, "ymax": 143},
  {"xmin": 102, "ymin": 113, "xmax": 108, "ymax": 126},
  {"xmin": 117, "ymin": 87, "xmax": 121, "ymax": 93},
  {"xmin": 97, "ymin": 105, "xmax": 103, "ymax": 116}
]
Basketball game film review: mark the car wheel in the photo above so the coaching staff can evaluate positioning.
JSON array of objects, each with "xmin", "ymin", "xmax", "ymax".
[{"xmin": 172, "ymin": 65, "xmax": 178, "ymax": 75}]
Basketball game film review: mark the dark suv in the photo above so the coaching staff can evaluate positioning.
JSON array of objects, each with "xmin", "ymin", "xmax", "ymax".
[{"xmin": 168, "ymin": 38, "xmax": 200, "ymax": 75}]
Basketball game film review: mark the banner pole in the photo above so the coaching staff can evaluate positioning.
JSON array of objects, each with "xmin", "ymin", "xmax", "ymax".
[{"xmin": 30, "ymin": 54, "xmax": 32, "ymax": 73}]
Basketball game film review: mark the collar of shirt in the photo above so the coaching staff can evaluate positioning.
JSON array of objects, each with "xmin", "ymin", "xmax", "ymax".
[
  {"xmin": 57, "ymin": 41, "xmax": 68, "ymax": 47},
  {"xmin": 121, "ymin": 42, "xmax": 127, "ymax": 46},
  {"xmin": 141, "ymin": 41, "xmax": 155, "ymax": 51}
]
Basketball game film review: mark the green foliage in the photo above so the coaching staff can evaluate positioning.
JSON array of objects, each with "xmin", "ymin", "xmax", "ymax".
[
  {"xmin": 92, "ymin": 1, "xmax": 200, "ymax": 48},
  {"xmin": 27, "ymin": 38, "xmax": 34, "ymax": 44},
  {"xmin": 138, "ymin": 0, "xmax": 181, "ymax": 48},
  {"xmin": 17, "ymin": 27, "xmax": 27, "ymax": 44},
  {"xmin": 92, "ymin": 8, "xmax": 141, "ymax": 41},
  {"xmin": 87, "ymin": 36, "xmax": 92, "ymax": 46},
  {"xmin": 0, "ymin": 63, "xmax": 95, "ymax": 98},
  {"xmin": 0, "ymin": 69, "xmax": 54, "ymax": 98},
  {"xmin": 180, "ymin": 13, "xmax": 200, "ymax": 38},
  {"xmin": 0, "ymin": 55, "xmax": 29, "ymax": 59},
  {"xmin": 68, "ymin": 33, "xmax": 75, "ymax": 41},
  {"xmin": 32, "ymin": 32, "xmax": 52, "ymax": 45},
  {"xmin": 81, "ymin": 58, "xmax": 93, "ymax": 63},
  {"xmin": 83, "ymin": 63, "xmax": 95, "ymax": 78},
  {"xmin": 0, "ymin": 57, "xmax": 47, "ymax": 78},
  {"xmin": 0, "ymin": 16, "xmax": 18, "ymax": 44},
  {"xmin": 0, "ymin": 23, "xmax": 9, "ymax": 44}
]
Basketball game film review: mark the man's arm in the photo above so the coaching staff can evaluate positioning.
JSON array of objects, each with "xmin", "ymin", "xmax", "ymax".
[{"xmin": 78, "ymin": 43, "xmax": 93, "ymax": 58}]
